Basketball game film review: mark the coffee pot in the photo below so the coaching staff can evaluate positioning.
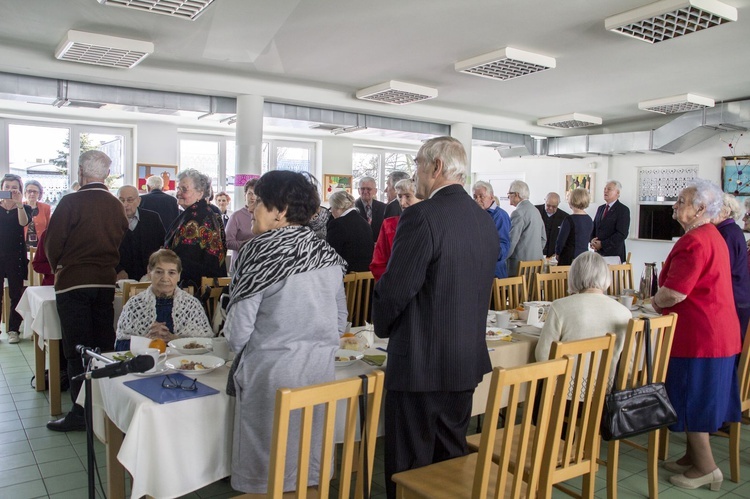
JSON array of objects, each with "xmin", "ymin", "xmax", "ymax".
[{"xmin": 639, "ymin": 262, "xmax": 659, "ymax": 300}]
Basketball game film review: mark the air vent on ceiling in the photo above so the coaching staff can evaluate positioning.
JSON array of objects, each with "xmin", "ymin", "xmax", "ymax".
[
  {"xmin": 98, "ymin": 0, "xmax": 216, "ymax": 20},
  {"xmin": 454, "ymin": 47, "xmax": 556, "ymax": 81},
  {"xmin": 55, "ymin": 30, "xmax": 154, "ymax": 69},
  {"xmin": 356, "ymin": 81, "xmax": 437, "ymax": 105},
  {"xmin": 638, "ymin": 93, "xmax": 715, "ymax": 114},
  {"xmin": 538, "ymin": 113, "xmax": 602, "ymax": 129},
  {"xmin": 605, "ymin": 0, "xmax": 737, "ymax": 43}
]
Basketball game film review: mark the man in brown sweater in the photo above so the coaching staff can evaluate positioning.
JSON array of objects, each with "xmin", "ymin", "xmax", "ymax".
[{"xmin": 45, "ymin": 150, "xmax": 128, "ymax": 432}]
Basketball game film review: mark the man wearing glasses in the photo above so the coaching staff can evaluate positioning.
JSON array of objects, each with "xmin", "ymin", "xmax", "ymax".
[
  {"xmin": 535, "ymin": 192, "xmax": 568, "ymax": 258},
  {"xmin": 506, "ymin": 180, "xmax": 546, "ymax": 277},
  {"xmin": 355, "ymin": 176, "xmax": 386, "ymax": 242}
]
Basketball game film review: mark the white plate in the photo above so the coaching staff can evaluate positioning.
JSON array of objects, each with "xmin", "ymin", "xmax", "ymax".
[
  {"xmin": 132, "ymin": 361, "xmax": 171, "ymax": 377},
  {"xmin": 486, "ymin": 328, "xmax": 513, "ymax": 341},
  {"xmin": 335, "ymin": 349, "xmax": 364, "ymax": 367},
  {"xmin": 165, "ymin": 355, "xmax": 225, "ymax": 375},
  {"xmin": 168, "ymin": 338, "xmax": 213, "ymax": 355}
]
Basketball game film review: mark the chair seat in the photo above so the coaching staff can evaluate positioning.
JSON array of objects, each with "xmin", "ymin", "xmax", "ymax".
[{"xmin": 467, "ymin": 426, "xmax": 566, "ymax": 470}]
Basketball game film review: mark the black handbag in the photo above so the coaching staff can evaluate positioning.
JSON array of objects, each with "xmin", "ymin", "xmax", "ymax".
[{"xmin": 601, "ymin": 318, "xmax": 678, "ymax": 441}]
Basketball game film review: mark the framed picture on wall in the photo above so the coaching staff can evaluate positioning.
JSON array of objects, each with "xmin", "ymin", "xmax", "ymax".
[
  {"xmin": 137, "ymin": 163, "xmax": 178, "ymax": 192},
  {"xmin": 564, "ymin": 173, "xmax": 594, "ymax": 203},
  {"xmin": 323, "ymin": 174, "xmax": 353, "ymax": 201},
  {"xmin": 721, "ymin": 155, "xmax": 750, "ymax": 197}
]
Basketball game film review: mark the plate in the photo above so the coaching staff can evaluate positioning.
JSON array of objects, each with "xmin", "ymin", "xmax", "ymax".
[
  {"xmin": 486, "ymin": 328, "xmax": 513, "ymax": 341},
  {"xmin": 132, "ymin": 360, "xmax": 171, "ymax": 377},
  {"xmin": 165, "ymin": 355, "xmax": 225, "ymax": 375},
  {"xmin": 335, "ymin": 349, "xmax": 364, "ymax": 367},
  {"xmin": 168, "ymin": 338, "xmax": 213, "ymax": 355}
]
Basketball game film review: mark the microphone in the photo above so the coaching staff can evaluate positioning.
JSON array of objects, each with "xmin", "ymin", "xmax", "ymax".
[{"xmin": 87, "ymin": 355, "xmax": 155, "ymax": 380}]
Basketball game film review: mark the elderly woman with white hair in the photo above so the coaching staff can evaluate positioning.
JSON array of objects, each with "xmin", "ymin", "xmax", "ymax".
[
  {"xmin": 326, "ymin": 190, "xmax": 374, "ymax": 272},
  {"xmin": 713, "ymin": 193, "xmax": 750, "ymax": 343},
  {"xmin": 653, "ymin": 179, "xmax": 741, "ymax": 491}
]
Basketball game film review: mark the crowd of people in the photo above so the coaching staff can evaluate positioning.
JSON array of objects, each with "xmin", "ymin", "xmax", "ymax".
[{"xmin": 1, "ymin": 137, "xmax": 748, "ymax": 495}]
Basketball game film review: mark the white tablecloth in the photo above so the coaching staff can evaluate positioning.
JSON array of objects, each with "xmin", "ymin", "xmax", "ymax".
[{"xmin": 16, "ymin": 286, "xmax": 61, "ymax": 347}]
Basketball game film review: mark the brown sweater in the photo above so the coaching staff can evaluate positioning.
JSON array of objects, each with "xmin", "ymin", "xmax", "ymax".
[{"xmin": 45, "ymin": 183, "xmax": 128, "ymax": 293}]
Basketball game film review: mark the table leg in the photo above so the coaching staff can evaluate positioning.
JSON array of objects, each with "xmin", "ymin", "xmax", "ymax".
[
  {"xmin": 33, "ymin": 332, "xmax": 46, "ymax": 392},
  {"xmin": 48, "ymin": 339, "xmax": 62, "ymax": 416},
  {"xmin": 105, "ymin": 414, "xmax": 126, "ymax": 499}
]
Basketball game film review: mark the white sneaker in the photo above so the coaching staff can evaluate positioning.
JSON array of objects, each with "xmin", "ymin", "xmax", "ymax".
[{"xmin": 7, "ymin": 331, "xmax": 20, "ymax": 344}]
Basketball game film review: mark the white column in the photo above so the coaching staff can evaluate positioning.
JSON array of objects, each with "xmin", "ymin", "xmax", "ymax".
[
  {"xmin": 450, "ymin": 122, "xmax": 473, "ymax": 189},
  {"xmin": 234, "ymin": 94, "xmax": 264, "ymax": 210}
]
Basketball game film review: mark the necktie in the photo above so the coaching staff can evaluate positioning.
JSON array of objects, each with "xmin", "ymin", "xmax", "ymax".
[
  {"xmin": 366, "ymin": 204, "xmax": 372, "ymax": 224},
  {"xmin": 602, "ymin": 204, "xmax": 610, "ymax": 219}
]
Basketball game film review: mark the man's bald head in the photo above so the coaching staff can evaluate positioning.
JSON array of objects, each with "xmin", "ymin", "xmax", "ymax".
[
  {"xmin": 544, "ymin": 192, "xmax": 561, "ymax": 215},
  {"xmin": 118, "ymin": 185, "xmax": 141, "ymax": 218}
]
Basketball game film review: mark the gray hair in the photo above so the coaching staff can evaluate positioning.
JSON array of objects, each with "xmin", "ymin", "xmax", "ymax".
[
  {"xmin": 178, "ymin": 169, "xmax": 211, "ymax": 198},
  {"xmin": 687, "ymin": 178, "xmax": 723, "ymax": 219},
  {"xmin": 568, "ymin": 252, "xmax": 611, "ymax": 294},
  {"xmin": 418, "ymin": 136, "xmax": 467, "ymax": 183},
  {"xmin": 721, "ymin": 193, "xmax": 742, "ymax": 221},
  {"xmin": 388, "ymin": 170, "xmax": 411, "ymax": 184},
  {"xmin": 394, "ymin": 178, "xmax": 416, "ymax": 194},
  {"xmin": 358, "ymin": 176, "xmax": 376, "ymax": 188},
  {"xmin": 328, "ymin": 190, "xmax": 355, "ymax": 211},
  {"xmin": 25, "ymin": 179, "xmax": 44, "ymax": 196},
  {"xmin": 146, "ymin": 175, "xmax": 163, "ymax": 190},
  {"xmin": 509, "ymin": 180, "xmax": 530, "ymax": 200},
  {"xmin": 472, "ymin": 180, "xmax": 494, "ymax": 196},
  {"xmin": 606, "ymin": 180, "xmax": 622, "ymax": 192},
  {"xmin": 545, "ymin": 192, "xmax": 561, "ymax": 204},
  {"xmin": 79, "ymin": 150, "xmax": 111, "ymax": 181}
]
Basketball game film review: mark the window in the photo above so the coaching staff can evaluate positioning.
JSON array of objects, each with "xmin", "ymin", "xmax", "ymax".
[
  {"xmin": 178, "ymin": 135, "xmax": 234, "ymax": 194},
  {"xmin": 262, "ymin": 140, "xmax": 315, "ymax": 174},
  {"xmin": 352, "ymin": 147, "xmax": 417, "ymax": 201}
]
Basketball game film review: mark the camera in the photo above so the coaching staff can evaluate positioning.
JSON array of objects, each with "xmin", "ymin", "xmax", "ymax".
[{"xmin": 0, "ymin": 191, "xmax": 12, "ymax": 199}]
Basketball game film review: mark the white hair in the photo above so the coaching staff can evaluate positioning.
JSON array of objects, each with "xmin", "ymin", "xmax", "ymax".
[
  {"xmin": 418, "ymin": 136, "xmax": 467, "ymax": 183},
  {"xmin": 606, "ymin": 180, "xmax": 622, "ymax": 192},
  {"xmin": 79, "ymin": 150, "xmax": 111, "ymax": 181},
  {"xmin": 146, "ymin": 175, "xmax": 163, "ymax": 190},
  {"xmin": 509, "ymin": 180, "xmax": 530, "ymax": 200},
  {"xmin": 178, "ymin": 169, "xmax": 211, "ymax": 198},
  {"xmin": 472, "ymin": 180, "xmax": 494, "ymax": 196},
  {"xmin": 394, "ymin": 178, "xmax": 416, "ymax": 193},
  {"xmin": 328, "ymin": 190, "xmax": 355, "ymax": 211},
  {"xmin": 688, "ymin": 178, "xmax": 724, "ymax": 219},
  {"xmin": 358, "ymin": 176, "xmax": 376, "ymax": 188},
  {"xmin": 568, "ymin": 252, "xmax": 611, "ymax": 294}
]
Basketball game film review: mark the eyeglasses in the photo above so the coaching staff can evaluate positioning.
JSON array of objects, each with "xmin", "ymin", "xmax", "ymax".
[
  {"xmin": 162, "ymin": 374, "xmax": 197, "ymax": 391},
  {"xmin": 25, "ymin": 189, "xmax": 40, "ymax": 194},
  {"xmin": 507, "ymin": 192, "xmax": 517, "ymax": 197}
]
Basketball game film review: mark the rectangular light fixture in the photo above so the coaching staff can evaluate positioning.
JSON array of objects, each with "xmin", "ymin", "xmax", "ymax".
[
  {"xmin": 605, "ymin": 0, "xmax": 737, "ymax": 43},
  {"xmin": 55, "ymin": 30, "xmax": 154, "ymax": 69},
  {"xmin": 331, "ymin": 125, "xmax": 368, "ymax": 135},
  {"xmin": 538, "ymin": 113, "xmax": 603, "ymax": 129},
  {"xmin": 638, "ymin": 93, "xmax": 715, "ymax": 113},
  {"xmin": 98, "ymin": 0, "xmax": 216, "ymax": 21},
  {"xmin": 356, "ymin": 81, "xmax": 438, "ymax": 105},
  {"xmin": 455, "ymin": 47, "xmax": 556, "ymax": 81}
]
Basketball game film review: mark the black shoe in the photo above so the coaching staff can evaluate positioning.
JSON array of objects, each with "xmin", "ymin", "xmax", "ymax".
[{"xmin": 47, "ymin": 412, "xmax": 86, "ymax": 432}]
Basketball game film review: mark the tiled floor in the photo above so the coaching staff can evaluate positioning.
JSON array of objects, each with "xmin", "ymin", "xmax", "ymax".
[{"xmin": 2, "ymin": 334, "xmax": 750, "ymax": 498}]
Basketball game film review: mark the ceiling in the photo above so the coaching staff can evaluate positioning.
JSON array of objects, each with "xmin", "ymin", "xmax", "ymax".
[{"xmin": 1, "ymin": 0, "xmax": 749, "ymax": 137}]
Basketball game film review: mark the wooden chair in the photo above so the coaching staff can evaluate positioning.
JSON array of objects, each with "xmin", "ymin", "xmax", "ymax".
[
  {"xmin": 535, "ymin": 273, "xmax": 568, "ymax": 302},
  {"xmin": 27, "ymin": 247, "xmax": 44, "ymax": 286},
  {"xmin": 200, "ymin": 276, "xmax": 231, "ymax": 322},
  {"xmin": 518, "ymin": 260, "xmax": 543, "ymax": 300},
  {"xmin": 493, "ymin": 276, "xmax": 528, "ymax": 311},
  {"xmin": 236, "ymin": 370, "xmax": 385, "ymax": 499},
  {"xmin": 600, "ymin": 314, "xmax": 677, "ymax": 499},
  {"xmin": 2, "ymin": 279, "xmax": 9, "ymax": 334},
  {"xmin": 121, "ymin": 281, "xmax": 151, "ymax": 305},
  {"xmin": 343, "ymin": 273, "xmax": 357, "ymax": 324},
  {"xmin": 394, "ymin": 357, "xmax": 574, "ymax": 499},
  {"xmin": 607, "ymin": 264, "xmax": 634, "ymax": 296},
  {"xmin": 549, "ymin": 265, "xmax": 571, "ymax": 275},
  {"xmin": 728, "ymin": 322, "xmax": 750, "ymax": 483},
  {"xmin": 352, "ymin": 271, "xmax": 374, "ymax": 327}
]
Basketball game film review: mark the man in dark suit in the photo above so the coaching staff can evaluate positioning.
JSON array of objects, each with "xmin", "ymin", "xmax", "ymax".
[
  {"xmin": 116, "ymin": 185, "xmax": 166, "ymax": 281},
  {"xmin": 591, "ymin": 180, "xmax": 630, "ymax": 263},
  {"xmin": 139, "ymin": 175, "xmax": 179, "ymax": 230},
  {"xmin": 372, "ymin": 137, "xmax": 499, "ymax": 498},
  {"xmin": 354, "ymin": 176, "xmax": 386, "ymax": 242},
  {"xmin": 383, "ymin": 170, "xmax": 411, "ymax": 219},
  {"xmin": 535, "ymin": 192, "xmax": 568, "ymax": 257}
]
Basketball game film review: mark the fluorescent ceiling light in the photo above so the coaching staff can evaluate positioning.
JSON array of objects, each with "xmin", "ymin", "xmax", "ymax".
[
  {"xmin": 638, "ymin": 93, "xmax": 715, "ymax": 113},
  {"xmin": 455, "ymin": 47, "xmax": 556, "ymax": 81},
  {"xmin": 98, "ymin": 0, "xmax": 216, "ymax": 21},
  {"xmin": 331, "ymin": 125, "xmax": 367, "ymax": 135},
  {"xmin": 55, "ymin": 30, "xmax": 154, "ymax": 69},
  {"xmin": 356, "ymin": 81, "xmax": 437, "ymax": 105},
  {"xmin": 605, "ymin": 0, "xmax": 737, "ymax": 43},
  {"xmin": 538, "ymin": 113, "xmax": 603, "ymax": 129}
]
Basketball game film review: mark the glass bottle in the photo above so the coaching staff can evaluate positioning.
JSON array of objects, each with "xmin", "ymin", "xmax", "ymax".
[{"xmin": 639, "ymin": 262, "xmax": 659, "ymax": 300}]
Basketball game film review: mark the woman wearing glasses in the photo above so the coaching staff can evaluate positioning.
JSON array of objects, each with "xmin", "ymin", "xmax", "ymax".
[
  {"xmin": 23, "ymin": 179, "xmax": 51, "ymax": 249},
  {"xmin": 1, "ymin": 174, "xmax": 32, "ymax": 344}
]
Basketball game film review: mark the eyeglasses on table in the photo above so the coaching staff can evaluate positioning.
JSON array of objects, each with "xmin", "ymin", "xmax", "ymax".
[{"xmin": 162, "ymin": 374, "xmax": 197, "ymax": 391}]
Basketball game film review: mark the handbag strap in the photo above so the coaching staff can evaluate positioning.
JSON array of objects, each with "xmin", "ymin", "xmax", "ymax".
[
  {"xmin": 643, "ymin": 318, "xmax": 653, "ymax": 385},
  {"xmin": 358, "ymin": 374, "xmax": 370, "ymax": 499}
]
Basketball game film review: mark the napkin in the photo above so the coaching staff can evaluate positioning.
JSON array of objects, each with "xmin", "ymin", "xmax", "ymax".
[{"xmin": 362, "ymin": 355, "xmax": 386, "ymax": 367}]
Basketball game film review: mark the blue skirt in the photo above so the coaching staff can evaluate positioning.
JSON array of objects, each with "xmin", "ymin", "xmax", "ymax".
[{"xmin": 666, "ymin": 356, "xmax": 741, "ymax": 432}]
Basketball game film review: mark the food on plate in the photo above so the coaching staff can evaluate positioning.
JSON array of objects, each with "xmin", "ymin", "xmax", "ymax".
[
  {"xmin": 183, "ymin": 341, "xmax": 206, "ymax": 350},
  {"xmin": 486, "ymin": 329, "xmax": 501, "ymax": 337},
  {"xmin": 180, "ymin": 360, "xmax": 207, "ymax": 370},
  {"xmin": 149, "ymin": 339, "xmax": 167, "ymax": 353},
  {"xmin": 340, "ymin": 337, "xmax": 362, "ymax": 350},
  {"xmin": 341, "ymin": 332, "xmax": 355, "ymax": 338},
  {"xmin": 336, "ymin": 355, "xmax": 358, "ymax": 362}
]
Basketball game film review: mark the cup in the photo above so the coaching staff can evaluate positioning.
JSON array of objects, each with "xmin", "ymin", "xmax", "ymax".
[
  {"xmin": 526, "ymin": 304, "xmax": 549, "ymax": 327},
  {"xmin": 495, "ymin": 311, "xmax": 511, "ymax": 328},
  {"xmin": 618, "ymin": 295, "xmax": 633, "ymax": 308},
  {"xmin": 138, "ymin": 347, "xmax": 167, "ymax": 373},
  {"xmin": 212, "ymin": 337, "xmax": 230, "ymax": 360}
]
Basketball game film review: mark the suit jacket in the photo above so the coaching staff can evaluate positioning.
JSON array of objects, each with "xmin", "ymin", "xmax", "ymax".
[
  {"xmin": 384, "ymin": 199, "xmax": 402, "ymax": 219},
  {"xmin": 139, "ymin": 189, "xmax": 179, "ymax": 230},
  {"xmin": 355, "ymin": 198, "xmax": 386, "ymax": 242},
  {"xmin": 591, "ymin": 199, "xmax": 630, "ymax": 263},
  {"xmin": 117, "ymin": 209, "xmax": 166, "ymax": 281},
  {"xmin": 535, "ymin": 204, "xmax": 569, "ymax": 257},
  {"xmin": 507, "ymin": 199, "xmax": 546, "ymax": 276},
  {"xmin": 325, "ymin": 210, "xmax": 375, "ymax": 272},
  {"xmin": 372, "ymin": 184, "xmax": 498, "ymax": 392}
]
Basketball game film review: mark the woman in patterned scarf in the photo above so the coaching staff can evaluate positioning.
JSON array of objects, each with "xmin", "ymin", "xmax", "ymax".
[
  {"xmin": 225, "ymin": 170, "xmax": 347, "ymax": 495},
  {"xmin": 164, "ymin": 169, "xmax": 227, "ymax": 289}
]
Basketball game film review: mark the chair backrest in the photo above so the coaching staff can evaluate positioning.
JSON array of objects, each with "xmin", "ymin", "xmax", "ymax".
[
  {"xmin": 121, "ymin": 281, "xmax": 151, "ymax": 305},
  {"xmin": 493, "ymin": 276, "xmax": 528, "ymax": 311},
  {"xmin": 472, "ymin": 357, "xmax": 574, "ymax": 499},
  {"xmin": 535, "ymin": 273, "xmax": 568, "ymax": 302},
  {"xmin": 265, "ymin": 370, "xmax": 385, "ymax": 499},
  {"xmin": 608, "ymin": 263, "xmax": 634, "ymax": 296},
  {"xmin": 352, "ymin": 272, "xmax": 374, "ymax": 327},
  {"xmin": 27, "ymin": 247, "xmax": 44, "ymax": 286},
  {"xmin": 200, "ymin": 276, "xmax": 231, "ymax": 322},
  {"xmin": 544, "ymin": 334, "xmax": 616, "ymax": 490},
  {"xmin": 738, "ymin": 323, "xmax": 750, "ymax": 413},
  {"xmin": 343, "ymin": 273, "xmax": 357, "ymax": 324},
  {"xmin": 517, "ymin": 260, "xmax": 544, "ymax": 299},
  {"xmin": 549, "ymin": 265, "xmax": 571, "ymax": 275},
  {"xmin": 615, "ymin": 314, "xmax": 677, "ymax": 392}
]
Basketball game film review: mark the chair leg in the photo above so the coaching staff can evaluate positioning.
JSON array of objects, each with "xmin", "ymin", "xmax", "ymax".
[
  {"xmin": 657, "ymin": 427, "xmax": 669, "ymax": 460},
  {"xmin": 647, "ymin": 430, "xmax": 659, "ymax": 499},
  {"xmin": 606, "ymin": 440, "xmax": 620, "ymax": 499},
  {"xmin": 581, "ymin": 471, "xmax": 596, "ymax": 499},
  {"xmin": 730, "ymin": 422, "xmax": 741, "ymax": 483}
]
